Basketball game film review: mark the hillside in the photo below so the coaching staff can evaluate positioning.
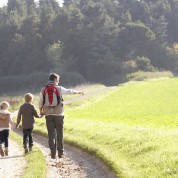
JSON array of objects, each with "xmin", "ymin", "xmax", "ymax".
[{"xmin": 66, "ymin": 77, "xmax": 178, "ymax": 128}]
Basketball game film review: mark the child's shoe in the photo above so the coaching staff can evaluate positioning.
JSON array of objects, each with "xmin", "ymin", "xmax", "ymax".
[
  {"xmin": 24, "ymin": 148, "xmax": 28, "ymax": 154},
  {"xmin": 0, "ymin": 145, "xmax": 4, "ymax": 157},
  {"xmin": 4, "ymin": 147, "xmax": 8, "ymax": 156}
]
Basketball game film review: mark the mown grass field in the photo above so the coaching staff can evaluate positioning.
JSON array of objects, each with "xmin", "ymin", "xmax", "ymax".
[{"xmin": 12, "ymin": 77, "xmax": 178, "ymax": 177}]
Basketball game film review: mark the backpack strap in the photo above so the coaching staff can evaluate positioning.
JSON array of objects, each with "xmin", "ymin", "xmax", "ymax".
[
  {"xmin": 55, "ymin": 86, "xmax": 60, "ymax": 105},
  {"xmin": 58, "ymin": 86, "xmax": 64, "ymax": 104},
  {"xmin": 42, "ymin": 84, "xmax": 61, "ymax": 106}
]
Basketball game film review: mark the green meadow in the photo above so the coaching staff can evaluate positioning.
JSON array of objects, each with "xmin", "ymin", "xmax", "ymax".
[{"xmin": 33, "ymin": 78, "xmax": 178, "ymax": 177}]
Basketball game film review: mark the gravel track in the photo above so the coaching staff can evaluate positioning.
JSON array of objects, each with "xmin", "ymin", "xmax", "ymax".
[{"xmin": 0, "ymin": 139, "xmax": 26, "ymax": 178}]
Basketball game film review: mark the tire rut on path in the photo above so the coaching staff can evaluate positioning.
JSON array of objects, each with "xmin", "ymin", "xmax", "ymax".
[
  {"xmin": 14, "ymin": 129, "xmax": 117, "ymax": 178},
  {"xmin": 33, "ymin": 133, "xmax": 117, "ymax": 178}
]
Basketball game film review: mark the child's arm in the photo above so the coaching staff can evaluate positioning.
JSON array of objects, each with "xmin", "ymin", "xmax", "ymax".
[
  {"xmin": 9, "ymin": 116, "xmax": 16, "ymax": 129},
  {"xmin": 16, "ymin": 108, "xmax": 22, "ymax": 128},
  {"xmin": 33, "ymin": 106, "xmax": 43, "ymax": 118}
]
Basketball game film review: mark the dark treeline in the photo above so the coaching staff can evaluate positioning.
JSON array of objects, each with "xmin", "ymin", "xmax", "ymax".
[{"xmin": 0, "ymin": 0, "xmax": 178, "ymax": 93}]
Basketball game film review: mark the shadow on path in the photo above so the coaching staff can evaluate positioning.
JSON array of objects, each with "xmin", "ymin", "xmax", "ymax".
[{"xmin": 0, "ymin": 154, "xmax": 24, "ymax": 159}]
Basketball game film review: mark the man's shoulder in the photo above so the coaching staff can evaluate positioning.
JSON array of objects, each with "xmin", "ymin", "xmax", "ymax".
[
  {"xmin": 40, "ymin": 85, "xmax": 61, "ymax": 91},
  {"xmin": 54, "ymin": 85, "xmax": 62, "ymax": 92}
]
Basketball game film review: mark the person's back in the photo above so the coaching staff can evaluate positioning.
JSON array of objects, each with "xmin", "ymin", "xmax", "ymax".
[
  {"xmin": 39, "ymin": 83, "xmax": 63, "ymax": 115},
  {"xmin": 16, "ymin": 93, "xmax": 41, "ymax": 154},
  {"xmin": 18, "ymin": 102, "xmax": 37, "ymax": 129},
  {"xmin": 0, "ymin": 111, "xmax": 11, "ymax": 129},
  {"xmin": 39, "ymin": 73, "xmax": 84, "ymax": 159}
]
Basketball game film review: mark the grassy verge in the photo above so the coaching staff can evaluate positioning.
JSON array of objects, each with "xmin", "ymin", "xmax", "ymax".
[{"xmin": 10, "ymin": 131, "xmax": 47, "ymax": 178}]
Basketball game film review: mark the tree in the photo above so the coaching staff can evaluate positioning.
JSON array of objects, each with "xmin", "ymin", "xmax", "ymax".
[
  {"xmin": 45, "ymin": 41, "xmax": 64, "ymax": 72},
  {"xmin": 117, "ymin": 21, "xmax": 155, "ymax": 60}
]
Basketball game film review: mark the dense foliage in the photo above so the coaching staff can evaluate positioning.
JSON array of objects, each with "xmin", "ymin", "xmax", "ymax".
[{"xmin": 0, "ymin": 0, "xmax": 178, "ymax": 91}]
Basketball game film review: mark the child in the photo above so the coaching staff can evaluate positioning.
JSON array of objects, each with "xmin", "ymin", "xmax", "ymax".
[
  {"xmin": 0, "ymin": 101, "xmax": 16, "ymax": 157},
  {"xmin": 16, "ymin": 93, "xmax": 42, "ymax": 154}
]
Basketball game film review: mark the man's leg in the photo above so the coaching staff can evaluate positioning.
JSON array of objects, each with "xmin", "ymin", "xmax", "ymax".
[
  {"xmin": 54, "ymin": 116, "xmax": 64, "ymax": 158},
  {"xmin": 46, "ymin": 115, "xmax": 56, "ymax": 159}
]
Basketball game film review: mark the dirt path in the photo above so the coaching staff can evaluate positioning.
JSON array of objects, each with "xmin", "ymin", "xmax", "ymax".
[
  {"xmin": 0, "ymin": 139, "xmax": 26, "ymax": 178},
  {"xmin": 14, "ymin": 129, "xmax": 117, "ymax": 178},
  {"xmin": 64, "ymin": 86, "xmax": 115, "ymax": 105},
  {"xmin": 33, "ymin": 133, "xmax": 117, "ymax": 178}
]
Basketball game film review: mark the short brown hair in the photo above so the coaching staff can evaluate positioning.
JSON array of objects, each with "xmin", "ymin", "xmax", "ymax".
[
  {"xmin": 24, "ymin": 93, "xmax": 33, "ymax": 102},
  {"xmin": 49, "ymin": 73, "xmax": 60, "ymax": 81}
]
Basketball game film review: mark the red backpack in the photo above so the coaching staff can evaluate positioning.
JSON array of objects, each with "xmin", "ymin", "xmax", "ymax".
[{"xmin": 42, "ymin": 84, "xmax": 62, "ymax": 106}]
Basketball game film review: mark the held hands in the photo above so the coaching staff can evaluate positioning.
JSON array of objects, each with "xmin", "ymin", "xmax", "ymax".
[
  {"xmin": 39, "ymin": 108, "xmax": 44, "ymax": 116},
  {"xmin": 40, "ymin": 114, "xmax": 44, "ymax": 118}
]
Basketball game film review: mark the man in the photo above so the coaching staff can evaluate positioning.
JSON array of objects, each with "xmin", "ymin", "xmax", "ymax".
[{"xmin": 39, "ymin": 73, "xmax": 84, "ymax": 159}]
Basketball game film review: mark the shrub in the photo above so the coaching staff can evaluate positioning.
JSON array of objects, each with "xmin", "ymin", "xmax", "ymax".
[
  {"xmin": 0, "ymin": 72, "xmax": 48, "ymax": 95},
  {"xmin": 126, "ymin": 71, "xmax": 173, "ymax": 81},
  {"xmin": 120, "ymin": 60, "xmax": 137, "ymax": 73},
  {"xmin": 135, "ymin": 56, "xmax": 155, "ymax": 71},
  {"xmin": 61, "ymin": 71, "xmax": 87, "ymax": 86}
]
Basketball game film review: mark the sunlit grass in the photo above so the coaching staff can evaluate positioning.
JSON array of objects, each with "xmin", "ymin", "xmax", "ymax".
[
  {"xmin": 12, "ymin": 79, "xmax": 178, "ymax": 177},
  {"xmin": 64, "ymin": 119, "xmax": 178, "ymax": 177},
  {"xmin": 64, "ymin": 78, "xmax": 178, "ymax": 177},
  {"xmin": 66, "ymin": 78, "xmax": 178, "ymax": 128}
]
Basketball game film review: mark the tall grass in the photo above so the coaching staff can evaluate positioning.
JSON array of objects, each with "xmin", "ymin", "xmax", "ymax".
[{"xmin": 126, "ymin": 71, "xmax": 173, "ymax": 81}]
